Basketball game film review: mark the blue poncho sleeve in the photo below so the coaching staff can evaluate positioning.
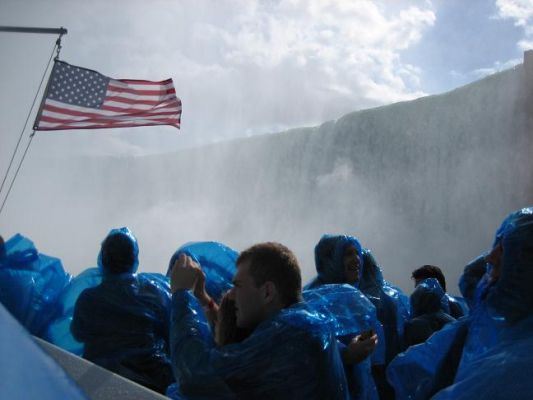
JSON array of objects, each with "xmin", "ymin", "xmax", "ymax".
[{"xmin": 432, "ymin": 314, "xmax": 533, "ymax": 400}]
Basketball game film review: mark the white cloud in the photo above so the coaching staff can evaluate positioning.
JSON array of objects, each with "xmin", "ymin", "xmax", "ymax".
[
  {"xmin": 83, "ymin": 0, "xmax": 435, "ymax": 139},
  {"xmin": 518, "ymin": 38, "xmax": 533, "ymax": 50},
  {"xmin": 181, "ymin": 0, "xmax": 436, "ymax": 130},
  {"xmin": 495, "ymin": 0, "xmax": 533, "ymax": 52},
  {"xmin": 495, "ymin": 0, "xmax": 533, "ymax": 26}
]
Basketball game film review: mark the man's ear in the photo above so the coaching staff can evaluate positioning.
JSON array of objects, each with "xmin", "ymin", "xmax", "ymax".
[{"xmin": 262, "ymin": 281, "xmax": 278, "ymax": 304}]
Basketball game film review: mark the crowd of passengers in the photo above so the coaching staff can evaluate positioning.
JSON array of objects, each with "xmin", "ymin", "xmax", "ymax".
[{"xmin": 1, "ymin": 206, "xmax": 532, "ymax": 399}]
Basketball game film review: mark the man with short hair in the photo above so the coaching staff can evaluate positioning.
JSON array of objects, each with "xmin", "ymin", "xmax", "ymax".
[
  {"xmin": 230, "ymin": 242, "xmax": 302, "ymax": 329},
  {"xmin": 412, "ymin": 265, "xmax": 447, "ymax": 291},
  {"xmin": 169, "ymin": 242, "xmax": 352, "ymax": 399}
]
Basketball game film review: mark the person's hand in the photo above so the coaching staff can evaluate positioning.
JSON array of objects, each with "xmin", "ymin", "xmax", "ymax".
[
  {"xmin": 193, "ymin": 267, "xmax": 211, "ymax": 306},
  {"xmin": 170, "ymin": 254, "xmax": 200, "ymax": 294},
  {"xmin": 343, "ymin": 332, "xmax": 378, "ymax": 365}
]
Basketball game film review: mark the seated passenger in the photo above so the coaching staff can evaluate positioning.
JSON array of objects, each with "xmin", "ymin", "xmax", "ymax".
[
  {"xmin": 71, "ymin": 228, "xmax": 173, "ymax": 394},
  {"xmin": 412, "ymin": 265, "xmax": 467, "ymax": 319},
  {"xmin": 404, "ymin": 278, "xmax": 456, "ymax": 348},
  {"xmin": 169, "ymin": 242, "xmax": 352, "ymax": 399},
  {"xmin": 432, "ymin": 207, "xmax": 533, "ymax": 399},
  {"xmin": 306, "ymin": 235, "xmax": 408, "ymax": 400},
  {"xmin": 387, "ymin": 254, "xmax": 503, "ymax": 399},
  {"xmin": 306, "ymin": 235, "xmax": 407, "ymax": 363},
  {"xmin": 177, "ymin": 276, "xmax": 379, "ymax": 399}
]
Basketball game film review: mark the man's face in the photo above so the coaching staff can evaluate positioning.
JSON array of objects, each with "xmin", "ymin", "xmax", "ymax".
[
  {"xmin": 343, "ymin": 245, "xmax": 361, "ymax": 284},
  {"xmin": 230, "ymin": 260, "xmax": 266, "ymax": 329}
]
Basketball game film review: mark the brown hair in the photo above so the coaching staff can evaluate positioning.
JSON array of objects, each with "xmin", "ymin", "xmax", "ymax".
[
  {"xmin": 412, "ymin": 265, "xmax": 447, "ymax": 291},
  {"xmin": 237, "ymin": 242, "xmax": 302, "ymax": 307}
]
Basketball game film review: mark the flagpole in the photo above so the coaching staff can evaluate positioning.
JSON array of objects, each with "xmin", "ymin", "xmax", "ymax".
[{"xmin": 0, "ymin": 26, "xmax": 67, "ymax": 35}]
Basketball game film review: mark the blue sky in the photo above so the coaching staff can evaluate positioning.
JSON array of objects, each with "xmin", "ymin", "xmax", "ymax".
[
  {"xmin": 0, "ymin": 0, "xmax": 531, "ymax": 156},
  {"xmin": 403, "ymin": 0, "xmax": 528, "ymax": 93}
]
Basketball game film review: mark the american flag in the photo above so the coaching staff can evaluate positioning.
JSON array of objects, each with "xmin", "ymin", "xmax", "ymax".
[{"xmin": 34, "ymin": 60, "xmax": 181, "ymax": 131}]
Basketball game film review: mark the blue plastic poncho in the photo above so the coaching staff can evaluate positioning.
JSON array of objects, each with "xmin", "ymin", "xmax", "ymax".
[
  {"xmin": 486, "ymin": 207, "xmax": 533, "ymax": 323},
  {"xmin": 445, "ymin": 294, "xmax": 468, "ymax": 319},
  {"xmin": 167, "ymin": 241, "xmax": 238, "ymax": 303},
  {"xmin": 386, "ymin": 317, "xmax": 469, "ymax": 400},
  {"xmin": 70, "ymin": 227, "xmax": 173, "ymax": 393},
  {"xmin": 386, "ymin": 270, "xmax": 501, "ymax": 400},
  {"xmin": 451, "ymin": 274, "xmax": 504, "ymax": 380},
  {"xmin": 170, "ymin": 290, "xmax": 350, "ymax": 400},
  {"xmin": 303, "ymin": 284, "xmax": 383, "ymax": 400},
  {"xmin": 403, "ymin": 278, "xmax": 455, "ymax": 348},
  {"xmin": 432, "ymin": 313, "xmax": 533, "ymax": 400},
  {"xmin": 358, "ymin": 247, "xmax": 411, "ymax": 360},
  {"xmin": 450, "ymin": 209, "xmax": 533, "ymax": 378},
  {"xmin": 386, "ymin": 272, "xmax": 500, "ymax": 400},
  {"xmin": 458, "ymin": 255, "xmax": 487, "ymax": 310},
  {"xmin": 97, "ymin": 227, "xmax": 139, "ymax": 274},
  {"xmin": 0, "ymin": 234, "xmax": 70, "ymax": 337},
  {"xmin": 303, "ymin": 284, "xmax": 382, "ymax": 345},
  {"xmin": 306, "ymin": 234, "xmax": 363, "ymax": 288},
  {"xmin": 389, "ymin": 207, "xmax": 533, "ymax": 400},
  {"xmin": 47, "ymin": 269, "xmax": 172, "ymax": 356},
  {"xmin": 46, "ymin": 267, "xmax": 103, "ymax": 355},
  {"xmin": 306, "ymin": 235, "xmax": 409, "ymax": 364},
  {"xmin": 360, "ymin": 249, "xmax": 410, "ymax": 334},
  {"xmin": 410, "ymin": 278, "xmax": 447, "ymax": 317}
]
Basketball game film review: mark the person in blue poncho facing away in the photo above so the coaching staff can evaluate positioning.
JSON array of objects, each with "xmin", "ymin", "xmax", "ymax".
[
  {"xmin": 403, "ymin": 278, "xmax": 456, "ymax": 348},
  {"xmin": 169, "ymin": 242, "xmax": 353, "ymax": 399},
  {"xmin": 411, "ymin": 265, "xmax": 467, "ymax": 319},
  {"xmin": 71, "ymin": 228, "xmax": 173, "ymax": 394}
]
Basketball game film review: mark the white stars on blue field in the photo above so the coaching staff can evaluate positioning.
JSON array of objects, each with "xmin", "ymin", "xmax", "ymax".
[{"xmin": 47, "ymin": 61, "xmax": 110, "ymax": 109}]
